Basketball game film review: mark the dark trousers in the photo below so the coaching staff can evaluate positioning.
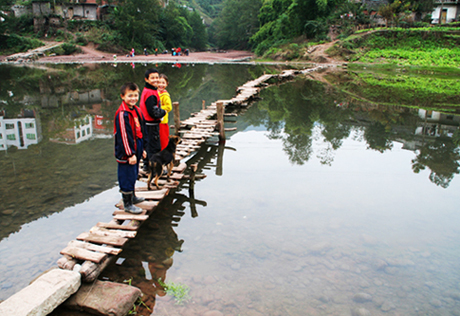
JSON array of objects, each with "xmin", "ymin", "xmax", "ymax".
[
  {"xmin": 145, "ymin": 123, "xmax": 161, "ymax": 161},
  {"xmin": 118, "ymin": 139, "xmax": 143, "ymax": 193}
]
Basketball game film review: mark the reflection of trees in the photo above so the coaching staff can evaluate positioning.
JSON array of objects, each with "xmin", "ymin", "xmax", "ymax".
[
  {"xmin": 282, "ymin": 133, "xmax": 313, "ymax": 165},
  {"xmin": 245, "ymin": 78, "xmax": 351, "ymax": 165},
  {"xmin": 363, "ymin": 122, "xmax": 394, "ymax": 153},
  {"xmin": 412, "ymin": 137, "xmax": 460, "ymax": 188}
]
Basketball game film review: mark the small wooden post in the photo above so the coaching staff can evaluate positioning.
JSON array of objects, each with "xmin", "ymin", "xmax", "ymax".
[
  {"xmin": 189, "ymin": 163, "xmax": 198, "ymax": 218},
  {"xmin": 216, "ymin": 143, "xmax": 224, "ymax": 176},
  {"xmin": 216, "ymin": 101, "xmax": 225, "ymax": 143},
  {"xmin": 202, "ymin": 100, "xmax": 205, "ymax": 110},
  {"xmin": 173, "ymin": 102, "xmax": 180, "ymax": 135}
]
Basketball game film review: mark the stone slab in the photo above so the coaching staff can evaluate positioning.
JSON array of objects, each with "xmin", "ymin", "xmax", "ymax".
[
  {"xmin": 0, "ymin": 268, "xmax": 81, "ymax": 316},
  {"xmin": 64, "ymin": 280, "xmax": 142, "ymax": 316}
]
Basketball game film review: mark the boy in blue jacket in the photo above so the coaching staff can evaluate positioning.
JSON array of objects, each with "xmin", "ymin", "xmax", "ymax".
[{"xmin": 114, "ymin": 83, "xmax": 146, "ymax": 214}]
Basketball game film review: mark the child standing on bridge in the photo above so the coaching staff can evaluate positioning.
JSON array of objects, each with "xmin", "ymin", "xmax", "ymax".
[
  {"xmin": 158, "ymin": 74, "xmax": 172, "ymax": 150},
  {"xmin": 140, "ymin": 69, "xmax": 166, "ymax": 169},
  {"xmin": 114, "ymin": 82, "xmax": 146, "ymax": 214}
]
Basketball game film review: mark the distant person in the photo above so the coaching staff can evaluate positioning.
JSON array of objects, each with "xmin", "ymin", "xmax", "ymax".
[
  {"xmin": 171, "ymin": 48, "xmax": 175, "ymax": 56},
  {"xmin": 144, "ymin": 48, "xmax": 148, "ymax": 56},
  {"xmin": 155, "ymin": 48, "xmax": 158, "ymax": 56},
  {"xmin": 131, "ymin": 48, "xmax": 135, "ymax": 57},
  {"xmin": 158, "ymin": 74, "xmax": 172, "ymax": 150},
  {"xmin": 140, "ymin": 69, "xmax": 166, "ymax": 170},
  {"xmin": 184, "ymin": 48, "xmax": 189, "ymax": 56},
  {"xmin": 176, "ymin": 47, "xmax": 181, "ymax": 56},
  {"xmin": 114, "ymin": 82, "xmax": 146, "ymax": 214}
]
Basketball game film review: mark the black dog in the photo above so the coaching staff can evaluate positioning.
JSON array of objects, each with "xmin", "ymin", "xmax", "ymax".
[{"xmin": 147, "ymin": 136, "xmax": 181, "ymax": 190}]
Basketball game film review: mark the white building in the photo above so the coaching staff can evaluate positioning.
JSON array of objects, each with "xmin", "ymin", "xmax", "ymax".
[
  {"xmin": 0, "ymin": 115, "xmax": 42, "ymax": 150},
  {"xmin": 431, "ymin": 0, "xmax": 460, "ymax": 24}
]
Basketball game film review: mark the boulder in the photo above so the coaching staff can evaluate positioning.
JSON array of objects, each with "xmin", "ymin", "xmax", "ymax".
[
  {"xmin": 0, "ymin": 268, "xmax": 81, "ymax": 316},
  {"xmin": 64, "ymin": 280, "xmax": 142, "ymax": 316}
]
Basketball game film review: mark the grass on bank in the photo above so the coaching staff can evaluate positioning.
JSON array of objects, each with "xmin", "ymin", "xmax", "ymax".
[{"xmin": 329, "ymin": 27, "xmax": 460, "ymax": 68}]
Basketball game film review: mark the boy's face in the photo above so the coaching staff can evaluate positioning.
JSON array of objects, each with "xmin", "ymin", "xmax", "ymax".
[
  {"xmin": 158, "ymin": 78, "xmax": 168, "ymax": 90},
  {"xmin": 145, "ymin": 72, "xmax": 159, "ymax": 87},
  {"xmin": 121, "ymin": 89, "xmax": 139, "ymax": 107}
]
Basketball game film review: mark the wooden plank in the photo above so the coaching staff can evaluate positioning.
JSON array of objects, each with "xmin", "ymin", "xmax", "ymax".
[
  {"xmin": 170, "ymin": 173, "xmax": 184, "ymax": 180},
  {"xmin": 172, "ymin": 162, "xmax": 187, "ymax": 172},
  {"xmin": 68, "ymin": 240, "xmax": 122, "ymax": 255},
  {"xmin": 60, "ymin": 246, "xmax": 107, "ymax": 263},
  {"xmin": 90, "ymin": 226, "xmax": 137, "ymax": 238},
  {"xmin": 114, "ymin": 200, "xmax": 151, "ymax": 212},
  {"xmin": 113, "ymin": 214, "xmax": 149, "ymax": 221},
  {"xmin": 77, "ymin": 232, "xmax": 128, "ymax": 247},
  {"xmin": 183, "ymin": 134, "xmax": 205, "ymax": 139},
  {"xmin": 96, "ymin": 221, "xmax": 139, "ymax": 231},
  {"xmin": 176, "ymin": 150, "xmax": 190, "ymax": 157},
  {"xmin": 135, "ymin": 189, "xmax": 169, "ymax": 199},
  {"xmin": 115, "ymin": 200, "xmax": 149, "ymax": 215}
]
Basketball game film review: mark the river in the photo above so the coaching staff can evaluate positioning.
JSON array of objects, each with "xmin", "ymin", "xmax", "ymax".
[{"xmin": 1, "ymin": 62, "xmax": 460, "ymax": 316}]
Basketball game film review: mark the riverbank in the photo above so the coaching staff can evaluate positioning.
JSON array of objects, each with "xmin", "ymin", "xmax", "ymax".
[{"xmin": 0, "ymin": 44, "xmax": 256, "ymax": 64}]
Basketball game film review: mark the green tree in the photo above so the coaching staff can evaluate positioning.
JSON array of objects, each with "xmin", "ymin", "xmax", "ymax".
[
  {"xmin": 0, "ymin": 0, "xmax": 13, "ymax": 35},
  {"xmin": 188, "ymin": 10, "xmax": 208, "ymax": 51},
  {"xmin": 250, "ymin": 0, "xmax": 345, "ymax": 55},
  {"xmin": 211, "ymin": 0, "xmax": 262, "ymax": 49},
  {"xmin": 159, "ymin": 3, "xmax": 193, "ymax": 49},
  {"xmin": 110, "ymin": 0, "xmax": 162, "ymax": 49}
]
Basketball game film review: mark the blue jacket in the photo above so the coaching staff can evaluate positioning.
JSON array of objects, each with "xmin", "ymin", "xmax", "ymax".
[{"xmin": 114, "ymin": 102, "xmax": 145, "ymax": 163}]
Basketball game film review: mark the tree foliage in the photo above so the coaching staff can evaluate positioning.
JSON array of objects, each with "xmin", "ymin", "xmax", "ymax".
[
  {"xmin": 210, "ymin": 0, "xmax": 262, "ymax": 49},
  {"xmin": 106, "ymin": 0, "xmax": 208, "ymax": 52},
  {"xmin": 250, "ymin": 0, "xmax": 346, "ymax": 55},
  {"xmin": 110, "ymin": 0, "xmax": 162, "ymax": 49}
]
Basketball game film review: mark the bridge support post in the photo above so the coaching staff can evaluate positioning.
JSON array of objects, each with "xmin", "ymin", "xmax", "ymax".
[
  {"xmin": 216, "ymin": 101, "xmax": 225, "ymax": 143},
  {"xmin": 173, "ymin": 102, "xmax": 180, "ymax": 136}
]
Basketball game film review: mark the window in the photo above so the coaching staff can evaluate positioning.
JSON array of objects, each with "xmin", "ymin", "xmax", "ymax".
[
  {"xmin": 5, "ymin": 123, "xmax": 14, "ymax": 130},
  {"xmin": 85, "ymin": 117, "xmax": 89, "ymax": 125},
  {"xmin": 87, "ymin": 127, "xmax": 90, "ymax": 135},
  {"xmin": 82, "ymin": 129, "xmax": 86, "ymax": 137},
  {"xmin": 25, "ymin": 122, "xmax": 34, "ymax": 128},
  {"xmin": 26, "ymin": 134, "xmax": 36, "ymax": 140},
  {"xmin": 7, "ymin": 134, "xmax": 15, "ymax": 140},
  {"xmin": 0, "ymin": 133, "xmax": 2, "ymax": 139},
  {"xmin": 77, "ymin": 131, "xmax": 81, "ymax": 139}
]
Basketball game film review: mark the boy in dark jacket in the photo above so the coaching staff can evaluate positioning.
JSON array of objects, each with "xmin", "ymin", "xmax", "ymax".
[
  {"xmin": 114, "ymin": 83, "xmax": 146, "ymax": 214},
  {"xmin": 140, "ymin": 68, "xmax": 166, "ymax": 170}
]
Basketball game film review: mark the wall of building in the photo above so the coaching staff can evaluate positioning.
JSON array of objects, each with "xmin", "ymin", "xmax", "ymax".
[{"xmin": 432, "ymin": 5, "xmax": 459, "ymax": 23}]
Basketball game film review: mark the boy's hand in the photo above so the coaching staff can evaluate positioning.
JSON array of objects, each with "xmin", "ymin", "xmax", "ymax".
[
  {"xmin": 142, "ymin": 150, "xmax": 147, "ymax": 159},
  {"xmin": 128, "ymin": 155, "xmax": 137, "ymax": 165}
]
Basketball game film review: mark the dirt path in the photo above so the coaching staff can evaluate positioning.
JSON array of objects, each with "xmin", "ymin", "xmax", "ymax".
[
  {"xmin": 0, "ymin": 40, "xmax": 346, "ymax": 65},
  {"xmin": 306, "ymin": 40, "xmax": 342, "ymax": 65},
  {"xmin": 0, "ymin": 42, "xmax": 256, "ymax": 64}
]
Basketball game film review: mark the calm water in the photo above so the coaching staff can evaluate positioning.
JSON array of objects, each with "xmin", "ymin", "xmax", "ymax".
[{"xmin": 1, "ymin": 63, "xmax": 460, "ymax": 316}]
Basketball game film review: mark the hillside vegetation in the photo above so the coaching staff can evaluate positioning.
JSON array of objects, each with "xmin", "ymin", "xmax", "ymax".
[
  {"xmin": 1, "ymin": 0, "xmax": 458, "ymax": 65},
  {"xmin": 327, "ymin": 27, "xmax": 460, "ymax": 68}
]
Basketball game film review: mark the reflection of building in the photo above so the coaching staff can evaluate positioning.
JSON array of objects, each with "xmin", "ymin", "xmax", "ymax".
[
  {"xmin": 50, "ymin": 115, "xmax": 93, "ymax": 144},
  {"xmin": 92, "ymin": 115, "xmax": 113, "ymax": 139},
  {"xmin": 397, "ymin": 110, "xmax": 460, "ymax": 151},
  {"xmin": 0, "ymin": 110, "xmax": 42, "ymax": 150},
  {"xmin": 415, "ymin": 109, "xmax": 460, "ymax": 138}
]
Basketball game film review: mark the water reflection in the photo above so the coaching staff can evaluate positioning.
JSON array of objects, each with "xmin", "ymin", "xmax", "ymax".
[
  {"xmin": 0, "ymin": 63, "xmax": 271, "ymax": 243},
  {"xmin": 0, "ymin": 109, "xmax": 42, "ymax": 150},
  {"xmin": 247, "ymin": 77, "xmax": 460, "ymax": 188},
  {"xmin": 1, "ymin": 64, "xmax": 460, "ymax": 316}
]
